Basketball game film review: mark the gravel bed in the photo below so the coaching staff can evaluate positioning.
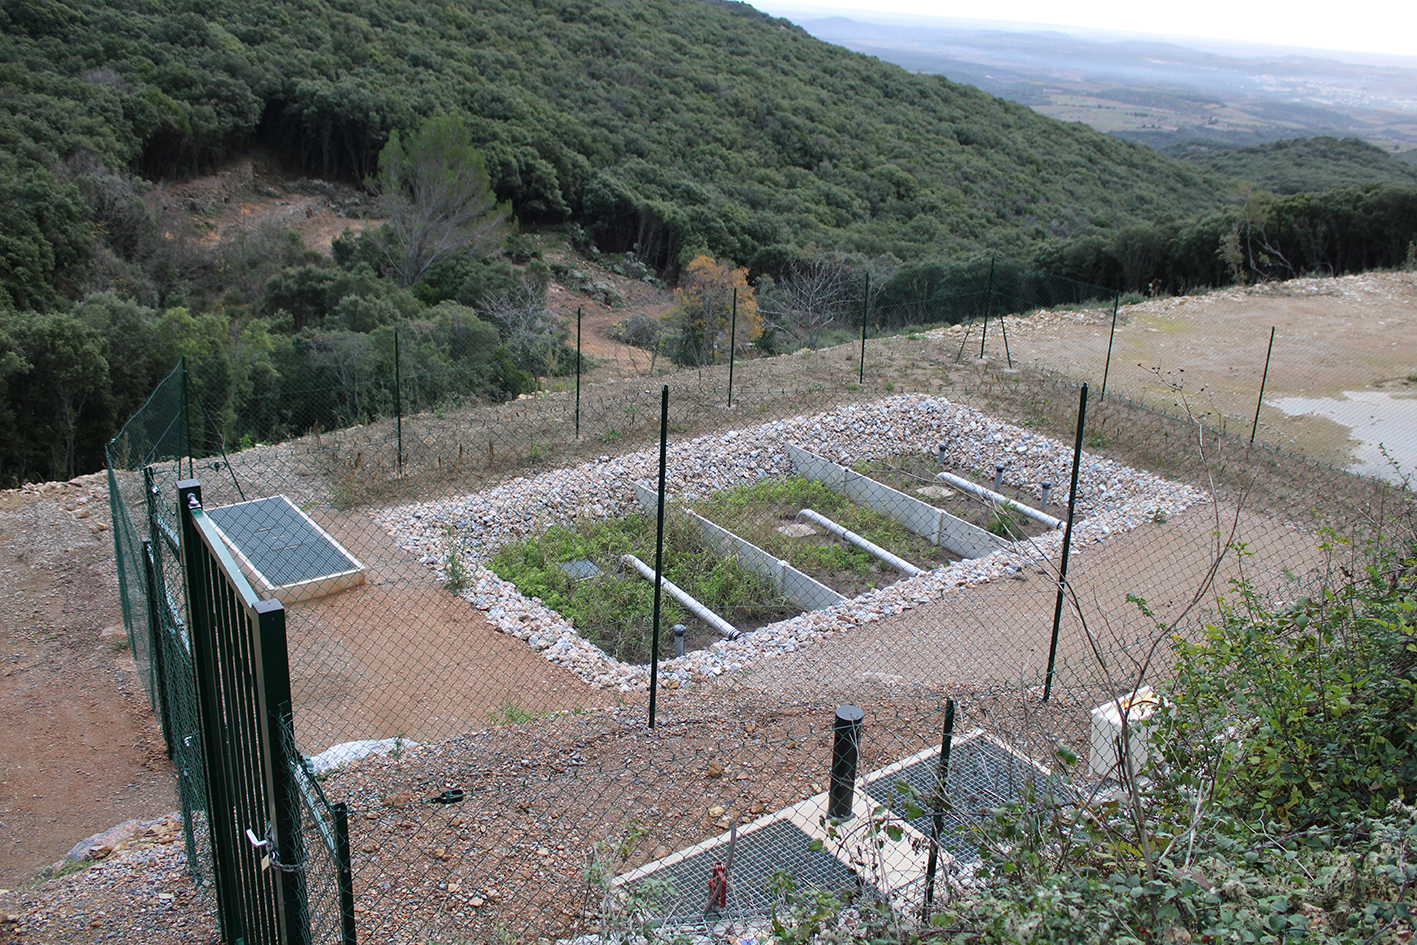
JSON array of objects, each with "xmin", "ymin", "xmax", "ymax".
[{"xmin": 374, "ymin": 393, "xmax": 1202, "ymax": 694}]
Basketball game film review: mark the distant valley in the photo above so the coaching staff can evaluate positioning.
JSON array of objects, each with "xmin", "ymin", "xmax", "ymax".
[{"xmin": 763, "ymin": 6, "xmax": 1417, "ymax": 157}]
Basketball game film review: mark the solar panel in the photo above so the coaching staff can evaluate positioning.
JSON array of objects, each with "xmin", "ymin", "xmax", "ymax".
[{"xmin": 205, "ymin": 496, "xmax": 366, "ymax": 605}]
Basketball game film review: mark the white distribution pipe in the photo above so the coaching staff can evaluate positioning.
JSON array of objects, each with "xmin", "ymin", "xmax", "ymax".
[
  {"xmin": 795, "ymin": 509, "xmax": 923, "ymax": 577},
  {"xmin": 620, "ymin": 555, "xmax": 741, "ymax": 640},
  {"xmin": 934, "ymin": 472, "xmax": 1065, "ymax": 530}
]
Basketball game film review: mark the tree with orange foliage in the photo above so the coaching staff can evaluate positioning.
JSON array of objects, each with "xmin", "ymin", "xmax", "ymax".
[{"xmin": 665, "ymin": 255, "xmax": 761, "ymax": 367}]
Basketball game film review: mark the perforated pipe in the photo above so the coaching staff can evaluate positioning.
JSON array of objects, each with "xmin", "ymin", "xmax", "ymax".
[
  {"xmin": 621, "ymin": 555, "xmax": 741, "ymax": 640},
  {"xmin": 934, "ymin": 471, "xmax": 1065, "ymax": 530},
  {"xmin": 795, "ymin": 509, "xmax": 923, "ymax": 577}
]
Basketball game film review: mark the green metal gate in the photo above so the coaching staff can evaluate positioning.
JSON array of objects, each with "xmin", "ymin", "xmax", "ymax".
[{"xmin": 178, "ymin": 479, "xmax": 310, "ymax": 945}]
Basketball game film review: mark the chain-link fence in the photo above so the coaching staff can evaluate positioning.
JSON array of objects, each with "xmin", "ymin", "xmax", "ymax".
[{"xmin": 106, "ymin": 262, "xmax": 1415, "ymax": 943}]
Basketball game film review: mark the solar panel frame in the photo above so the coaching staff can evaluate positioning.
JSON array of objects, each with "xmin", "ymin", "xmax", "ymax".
[{"xmin": 205, "ymin": 495, "xmax": 367, "ymax": 605}]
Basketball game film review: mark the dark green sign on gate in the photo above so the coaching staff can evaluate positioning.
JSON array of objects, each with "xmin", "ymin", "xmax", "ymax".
[{"xmin": 179, "ymin": 479, "xmax": 309, "ymax": 945}]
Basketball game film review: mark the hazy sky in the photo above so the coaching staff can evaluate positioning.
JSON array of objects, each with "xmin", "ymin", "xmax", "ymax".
[{"xmin": 755, "ymin": 0, "xmax": 1417, "ymax": 59}]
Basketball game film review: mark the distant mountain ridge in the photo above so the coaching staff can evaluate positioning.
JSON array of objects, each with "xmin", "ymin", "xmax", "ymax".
[{"xmin": 782, "ymin": 12, "xmax": 1417, "ymax": 154}]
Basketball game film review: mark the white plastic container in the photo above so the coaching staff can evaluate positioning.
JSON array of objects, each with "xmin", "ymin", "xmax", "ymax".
[{"xmin": 1088, "ymin": 687, "xmax": 1159, "ymax": 779}]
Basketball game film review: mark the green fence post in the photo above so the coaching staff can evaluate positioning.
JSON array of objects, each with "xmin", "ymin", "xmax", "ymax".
[
  {"xmin": 1101, "ymin": 293, "xmax": 1120, "ymax": 401},
  {"xmin": 858, "ymin": 271, "xmax": 870, "ymax": 384},
  {"xmin": 255, "ymin": 608, "xmax": 308, "ymax": 945},
  {"xmin": 394, "ymin": 327, "xmax": 403, "ymax": 472},
  {"xmin": 1044, "ymin": 384, "xmax": 1088, "ymax": 703},
  {"xmin": 177, "ymin": 480, "xmax": 238, "ymax": 941},
  {"xmin": 728, "ymin": 288, "xmax": 737, "ymax": 408},
  {"xmin": 141, "ymin": 538, "xmax": 175, "ymax": 759},
  {"xmin": 181, "ymin": 357, "xmax": 193, "ymax": 479},
  {"xmin": 1251, "ymin": 326, "xmax": 1276, "ymax": 446},
  {"xmin": 334, "ymin": 801, "xmax": 357, "ymax": 945},
  {"xmin": 141, "ymin": 467, "xmax": 163, "ymax": 707},
  {"xmin": 648, "ymin": 385, "xmax": 669, "ymax": 729}
]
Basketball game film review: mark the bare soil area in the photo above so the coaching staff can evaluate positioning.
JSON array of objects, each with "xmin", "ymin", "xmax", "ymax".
[
  {"xmin": 284, "ymin": 509, "xmax": 612, "ymax": 753},
  {"xmin": 0, "ymin": 477, "xmax": 176, "ymax": 890},
  {"xmin": 960, "ymin": 271, "xmax": 1417, "ymax": 466},
  {"xmin": 538, "ymin": 245, "xmax": 673, "ymax": 380},
  {"xmin": 156, "ymin": 153, "xmax": 379, "ymax": 257}
]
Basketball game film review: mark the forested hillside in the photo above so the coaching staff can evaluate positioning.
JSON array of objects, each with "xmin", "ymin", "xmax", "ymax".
[
  {"xmin": 1166, "ymin": 137, "xmax": 1417, "ymax": 194},
  {"xmin": 2, "ymin": 0, "xmax": 1417, "ymax": 486},
  {"xmin": 0, "ymin": 0, "xmax": 1229, "ymax": 299}
]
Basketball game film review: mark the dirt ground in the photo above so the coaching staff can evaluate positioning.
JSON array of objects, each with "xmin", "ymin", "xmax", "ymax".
[
  {"xmin": 964, "ymin": 272, "xmax": 1417, "ymax": 466},
  {"xmin": 2, "ymin": 160, "xmax": 1415, "ymax": 897},
  {"xmin": 0, "ymin": 477, "xmax": 175, "ymax": 889}
]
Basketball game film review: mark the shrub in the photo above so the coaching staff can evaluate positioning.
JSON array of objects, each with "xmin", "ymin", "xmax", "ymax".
[{"xmin": 936, "ymin": 541, "xmax": 1417, "ymax": 945}]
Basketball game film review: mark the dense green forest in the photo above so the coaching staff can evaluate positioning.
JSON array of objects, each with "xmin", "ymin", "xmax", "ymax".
[
  {"xmin": 0, "ymin": 0, "xmax": 1233, "ymax": 293},
  {"xmin": 1165, "ymin": 137, "xmax": 1417, "ymax": 195},
  {"xmin": 2, "ymin": 0, "xmax": 1417, "ymax": 484}
]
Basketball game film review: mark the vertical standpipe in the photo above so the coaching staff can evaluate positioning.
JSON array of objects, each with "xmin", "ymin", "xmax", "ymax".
[{"xmin": 828, "ymin": 705, "xmax": 864, "ymax": 820}]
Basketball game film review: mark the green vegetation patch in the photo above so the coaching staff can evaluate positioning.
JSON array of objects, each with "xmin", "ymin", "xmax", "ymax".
[
  {"xmin": 487, "ymin": 512, "xmax": 793, "ymax": 665},
  {"xmin": 696, "ymin": 476, "xmax": 955, "ymax": 595}
]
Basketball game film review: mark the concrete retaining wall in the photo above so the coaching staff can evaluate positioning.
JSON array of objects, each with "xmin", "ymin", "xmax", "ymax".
[
  {"xmin": 633, "ymin": 481, "xmax": 844, "ymax": 612},
  {"xmin": 787, "ymin": 444, "xmax": 1009, "ymax": 560}
]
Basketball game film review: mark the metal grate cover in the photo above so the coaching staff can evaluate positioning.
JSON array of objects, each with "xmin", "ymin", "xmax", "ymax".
[
  {"xmin": 623, "ymin": 818, "xmax": 867, "ymax": 924},
  {"xmin": 864, "ymin": 729, "xmax": 1062, "ymax": 862}
]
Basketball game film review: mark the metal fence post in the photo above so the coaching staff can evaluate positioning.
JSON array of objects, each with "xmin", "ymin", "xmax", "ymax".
[
  {"xmin": 858, "ymin": 272, "xmax": 869, "ymax": 384},
  {"xmin": 1251, "ymin": 326, "xmax": 1276, "ymax": 445},
  {"xmin": 334, "ymin": 801, "xmax": 357, "ymax": 945},
  {"xmin": 921, "ymin": 698, "xmax": 956, "ymax": 918},
  {"xmin": 648, "ymin": 385, "xmax": 669, "ymax": 729},
  {"xmin": 728, "ymin": 288, "xmax": 737, "ymax": 408},
  {"xmin": 141, "ymin": 538, "xmax": 175, "ymax": 759},
  {"xmin": 980, "ymin": 256, "xmax": 995, "ymax": 359},
  {"xmin": 1101, "ymin": 293, "xmax": 1120, "ymax": 400},
  {"xmin": 256, "ymin": 608, "xmax": 308, "ymax": 945},
  {"xmin": 181, "ymin": 357, "xmax": 193, "ymax": 479},
  {"xmin": 575, "ymin": 307, "xmax": 582, "ymax": 440},
  {"xmin": 1044, "ymin": 384, "xmax": 1088, "ymax": 702},
  {"xmin": 178, "ymin": 479, "xmax": 238, "ymax": 940},
  {"xmin": 394, "ymin": 327, "xmax": 403, "ymax": 472}
]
